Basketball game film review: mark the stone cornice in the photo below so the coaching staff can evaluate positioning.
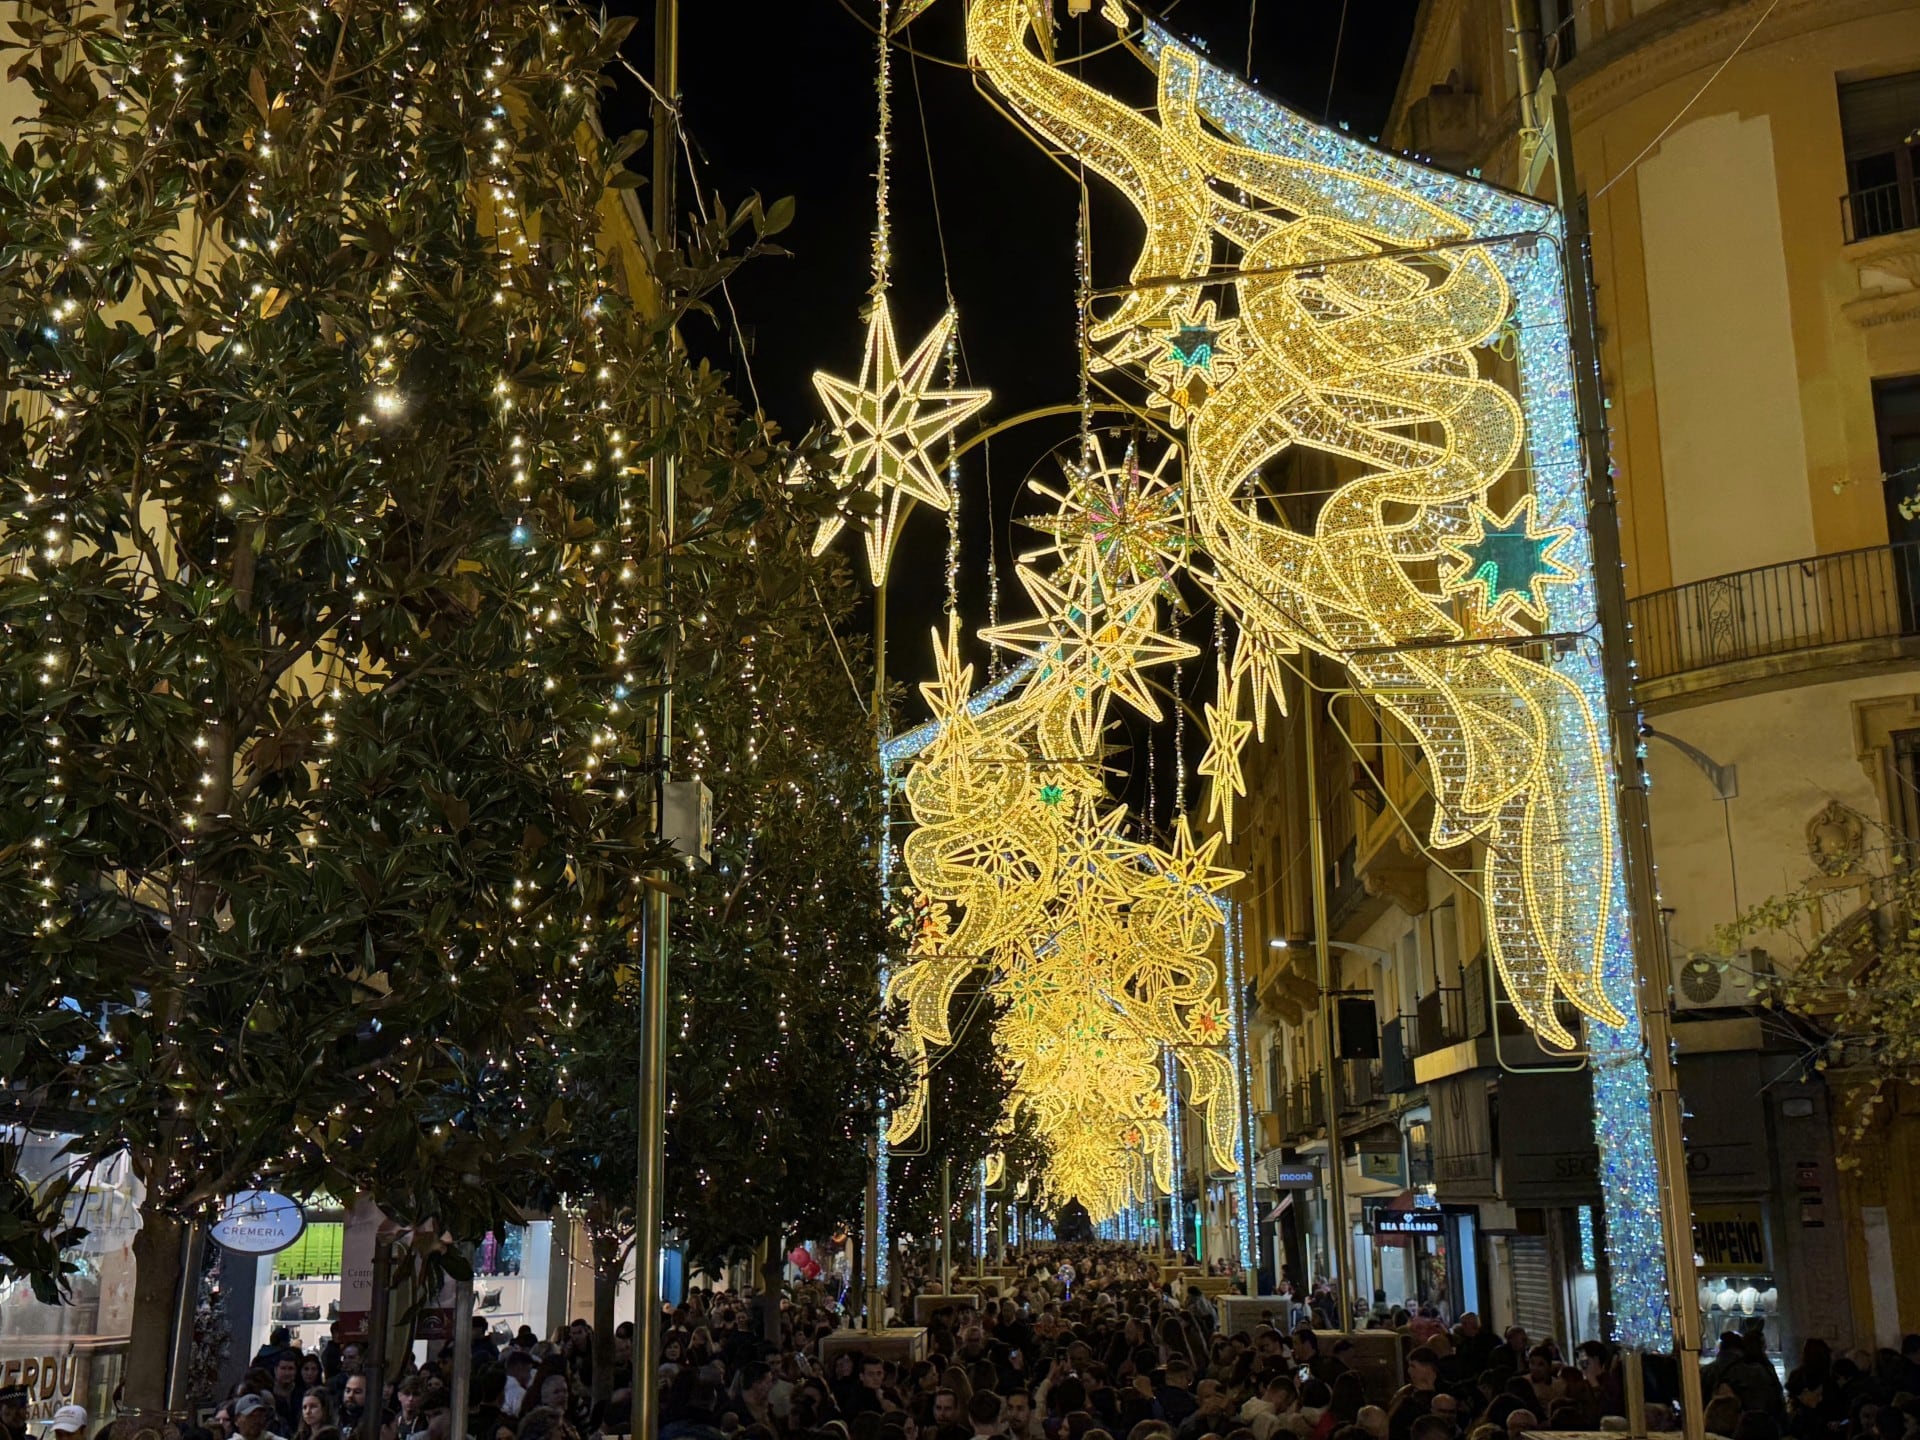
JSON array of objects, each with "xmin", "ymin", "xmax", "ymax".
[{"xmin": 1560, "ymin": 0, "xmax": 1917, "ymax": 127}]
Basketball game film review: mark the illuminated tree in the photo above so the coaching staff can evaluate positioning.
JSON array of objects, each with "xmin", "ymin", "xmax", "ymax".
[
  {"xmin": 1720, "ymin": 812, "xmax": 1920, "ymax": 1152},
  {"xmin": 0, "ymin": 0, "xmax": 791, "ymax": 1417}
]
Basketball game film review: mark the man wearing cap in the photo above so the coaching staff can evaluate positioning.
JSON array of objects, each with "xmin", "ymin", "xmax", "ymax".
[
  {"xmin": 234, "ymin": 1394, "xmax": 289, "ymax": 1440},
  {"xmin": 0, "ymin": 1384, "xmax": 30, "ymax": 1440},
  {"xmin": 49, "ymin": 1406, "xmax": 89, "ymax": 1440}
]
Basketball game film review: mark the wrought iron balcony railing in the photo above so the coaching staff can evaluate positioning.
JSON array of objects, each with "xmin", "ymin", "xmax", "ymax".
[
  {"xmin": 1842, "ymin": 180, "xmax": 1919, "ymax": 244},
  {"xmin": 1628, "ymin": 541, "xmax": 1920, "ymax": 686}
]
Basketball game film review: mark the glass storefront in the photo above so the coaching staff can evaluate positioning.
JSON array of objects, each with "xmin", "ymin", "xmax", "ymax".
[
  {"xmin": 0, "ymin": 1130, "xmax": 142, "ymax": 1430},
  {"xmin": 248, "ymin": 1220, "xmax": 554, "ymax": 1361}
]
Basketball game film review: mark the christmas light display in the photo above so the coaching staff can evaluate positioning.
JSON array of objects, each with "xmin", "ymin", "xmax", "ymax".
[
  {"xmin": 944, "ymin": 0, "xmax": 1674, "ymax": 1342},
  {"xmin": 883, "ymin": 601, "xmax": 1244, "ymax": 1221},
  {"xmin": 811, "ymin": 301, "xmax": 991, "ymax": 586}
]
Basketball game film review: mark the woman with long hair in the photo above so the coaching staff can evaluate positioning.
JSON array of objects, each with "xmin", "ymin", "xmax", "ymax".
[{"xmin": 293, "ymin": 1389, "xmax": 336, "ymax": 1440}]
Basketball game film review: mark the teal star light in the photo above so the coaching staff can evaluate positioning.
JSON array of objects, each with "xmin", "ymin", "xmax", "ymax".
[
  {"xmin": 1441, "ymin": 495, "xmax": 1577, "ymax": 624},
  {"xmin": 1169, "ymin": 323, "xmax": 1217, "ymax": 372}
]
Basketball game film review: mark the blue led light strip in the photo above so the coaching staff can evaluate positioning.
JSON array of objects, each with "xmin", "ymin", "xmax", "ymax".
[{"xmin": 1225, "ymin": 899, "xmax": 1257, "ymax": 1279}]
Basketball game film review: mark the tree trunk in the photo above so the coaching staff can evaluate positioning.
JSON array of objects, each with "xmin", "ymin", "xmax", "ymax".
[
  {"xmin": 756, "ymin": 1236, "xmax": 781, "ymax": 1350},
  {"xmin": 590, "ymin": 1224, "xmax": 621, "ymax": 1413},
  {"xmin": 118, "ymin": 1191, "xmax": 185, "ymax": 1440}
]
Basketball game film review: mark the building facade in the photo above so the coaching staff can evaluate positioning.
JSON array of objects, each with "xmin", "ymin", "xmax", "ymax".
[{"xmin": 1220, "ymin": 0, "xmax": 1920, "ymax": 1359}]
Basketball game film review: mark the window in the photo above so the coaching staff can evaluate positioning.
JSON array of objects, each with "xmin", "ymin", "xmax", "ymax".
[
  {"xmin": 1538, "ymin": 0, "xmax": 1578, "ymax": 68},
  {"xmin": 1889, "ymin": 729, "xmax": 1920, "ymax": 858},
  {"xmin": 1839, "ymin": 71, "xmax": 1920, "ymax": 241}
]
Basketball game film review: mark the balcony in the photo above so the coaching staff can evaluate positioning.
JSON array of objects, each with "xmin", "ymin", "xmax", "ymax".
[
  {"xmin": 1843, "ymin": 180, "xmax": 1919, "ymax": 245},
  {"xmin": 1381, "ymin": 1017, "xmax": 1416, "ymax": 1094},
  {"xmin": 1628, "ymin": 542, "xmax": 1920, "ymax": 702},
  {"xmin": 1337, "ymin": 1057, "xmax": 1383, "ymax": 1113},
  {"xmin": 1280, "ymin": 1079, "xmax": 1327, "ymax": 1140}
]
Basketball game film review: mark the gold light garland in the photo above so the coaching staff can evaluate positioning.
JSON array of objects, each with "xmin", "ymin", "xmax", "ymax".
[
  {"xmin": 965, "ymin": 0, "xmax": 1623, "ymax": 1051},
  {"xmin": 877, "ymin": 0, "xmax": 1635, "ymax": 1225}
]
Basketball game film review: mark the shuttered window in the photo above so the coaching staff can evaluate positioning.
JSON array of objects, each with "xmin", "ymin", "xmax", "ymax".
[
  {"xmin": 1840, "ymin": 72, "xmax": 1920, "ymax": 158},
  {"xmin": 1839, "ymin": 73, "xmax": 1920, "ymax": 240}
]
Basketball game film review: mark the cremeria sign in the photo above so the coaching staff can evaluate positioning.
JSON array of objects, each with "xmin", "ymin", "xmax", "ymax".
[{"xmin": 210, "ymin": 1191, "xmax": 306, "ymax": 1256}]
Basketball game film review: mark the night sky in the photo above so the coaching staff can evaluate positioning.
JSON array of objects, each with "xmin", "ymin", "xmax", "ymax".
[{"xmin": 606, "ymin": 0, "xmax": 1421, "ymax": 815}]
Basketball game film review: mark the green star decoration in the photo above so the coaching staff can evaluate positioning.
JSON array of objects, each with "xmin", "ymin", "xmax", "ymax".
[
  {"xmin": 1039, "ymin": 782, "xmax": 1065, "ymax": 806},
  {"xmin": 1169, "ymin": 323, "xmax": 1217, "ymax": 373},
  {"xmin": 1441, "ymin": 495, "xmax": 1577, "ymax": 625}
]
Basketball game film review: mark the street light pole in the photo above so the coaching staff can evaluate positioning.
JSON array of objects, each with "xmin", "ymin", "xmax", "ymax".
[
  {"xmin": 866, "ymin": 573, "xmax": 890, "ymax": 1334},
  {"xmin": 634, "ymin": 4, "xmax": 679, "ymax": 1435},
  {"xmin": 1553, "ymin": 121, "xmax": 1706, "ymax": 1440},
  {"xmin": 1303, "ymin": 692, "xmax": 1352, "ymax": 1334}
]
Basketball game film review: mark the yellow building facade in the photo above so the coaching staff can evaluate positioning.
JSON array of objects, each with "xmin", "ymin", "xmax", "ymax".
[{"xmin": 1222, "ymin": 0, "xmax": 1920, "ymax": 1354}]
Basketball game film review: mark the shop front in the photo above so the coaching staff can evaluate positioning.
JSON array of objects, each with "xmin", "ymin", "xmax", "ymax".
[
  {"xmin": 243, "ymin": 1212, "xmax": 558, "ymax": 1362},
  {"xmin": 1674, "ymin": 1048, "xmax": 1828, "ymax": 1367},
  {"xmin": 1358, "ymin": 1194, "xmax": 1479, "ymax": 1321},
  {"xmin": 0, "ymin": 1130, "xmax": 141, "ymax": 1429}
]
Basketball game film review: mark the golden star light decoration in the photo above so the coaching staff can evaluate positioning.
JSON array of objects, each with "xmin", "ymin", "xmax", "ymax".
[
  {"xmin": 980, "ymin": 545, "xmax": 1198, "ymax": 753},
  {"xmin": 1140, "ymin": 298, "xmax": 1241, "ymax": 429},
  {"xmin": 1022, "ymin": 435, "xmax": 1190, "ymax": 599},
  {"xmin": 810, "ymin": 299, "xmax": 991, "ymax": 586},
  {"xmin": 1197, "ymin": 696, "xmax": 1252, "ymax": 841}
]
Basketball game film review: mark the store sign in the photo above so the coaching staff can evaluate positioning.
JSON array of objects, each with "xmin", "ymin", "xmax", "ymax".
[
  {"xmin": 1693, "ymin": 1204, "xmax": 1768, "ymax": 1269},
  {"xmin": 1365, "ymin": 1203, "xmax": 1443, "ymax": 1237},
  {"xmin": 1359, "ymin": 1150, "xmax": 1405, "ymax": 1185},
  {"xmin": 1429, "ymin": 1075, "xmax": 1495, "ymax": 1199},
  {"xmin": 1271, "ymin": 1165, "xmax": 1318, "ymax": 1188},
  {"xmin": 0, "ymin": 1353, "xmax": 87, "ymax": 1422},
  {"xmin": 211, "ymin": 1191, "xmax": 306, "ymax": 1255},
  {"xmin": 335, "ymin": 1195, "xmax": 383, "ymax": 1341}
]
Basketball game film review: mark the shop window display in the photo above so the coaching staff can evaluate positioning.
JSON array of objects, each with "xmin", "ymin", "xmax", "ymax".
[{"xmin": 0, "ymin": 1131, "xmax": 139, "ymax": 1429}]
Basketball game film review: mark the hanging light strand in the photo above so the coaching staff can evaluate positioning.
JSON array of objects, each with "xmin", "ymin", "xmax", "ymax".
[{"xmin": 872, "ymin": 0, "xmax": 894, "ymax": 295}]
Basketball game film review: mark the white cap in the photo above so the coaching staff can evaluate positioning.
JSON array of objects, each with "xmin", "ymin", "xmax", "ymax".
[{"xmin": 51, "ymin": 1406, "xmax": 89, "ymax": 1436}]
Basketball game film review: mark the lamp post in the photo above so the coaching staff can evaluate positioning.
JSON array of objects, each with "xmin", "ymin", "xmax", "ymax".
[
  {"xmin": 634, "ymin": 3, "xmax": 679, "ymax": 1433},
  {"xmin": 1301, "ymin": 712, "xmax": 1353, "ymax": 1334}
]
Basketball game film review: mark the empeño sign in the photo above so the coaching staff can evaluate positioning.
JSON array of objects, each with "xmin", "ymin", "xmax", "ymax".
[
  {"xmin": 1693, "ymin": 1204, "xmax": 1769, "ymax": 1270},
  {"xmin": 211, "ymin": 1190, "xmax": 306, "ymax": 1256}
]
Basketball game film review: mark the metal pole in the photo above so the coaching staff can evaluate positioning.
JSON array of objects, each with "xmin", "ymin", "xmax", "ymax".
[
  {"xmin": 1303, "ymin": 693, "xmax": 1352, "ymax": 1334},
  {"xmin": 1506, "ymin": 0, "xmax": 1543, "ymax": 134},
  {"xmin": 940, "ymin": 1157, "xmax": 952, "ymax": 1294},
  {"xmin": 364, "ymin": 1237, "xmax": 392, "ymax": 1440},
  {"xmin": 865, "ymin": 572, "xmax": 890, "ymax": 1335},
  {"xmin": 1230, "ymin": 902, "xmax": 1260, "ymax": 1297},
  {"xmin": 1549, "ymin": 89, "xmax": 1703, "ymax": 1440},
  {"xmin": 634, "ymin": 4, "xmax": 679, "ymax": 1433},
  {"xmin": 977, "ymin": 1164, "xmax": 988, "ymax": 1280}
]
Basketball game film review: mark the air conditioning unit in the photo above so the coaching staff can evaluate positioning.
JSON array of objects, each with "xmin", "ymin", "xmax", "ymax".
[{"xmin": 1673, "ymin": 951, "xmax": 1767, "ymax": 1012}]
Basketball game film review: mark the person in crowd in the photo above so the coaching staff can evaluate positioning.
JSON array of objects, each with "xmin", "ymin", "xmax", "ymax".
[
  {"xmin": 255, "ymin": 1330, "xmax": 295, "ymax": 1374},
  {"xmin": 0, "ymin": 1384, "xmax": 30, "ymax": 1440},
  {"xmin": 1387, "ymin": 1350, "xmax": 1442, "ymax": 1440},
  {"xmin": 273, "ymin": 1355, "xmax": 306, "ymax": 1434},
  {"xmin": 295, "ymin": 1388, "xmax": 338, "ymax": 1440},
  {"xmin": 337, "ymin": 1374, "xmax": 370, "ymax": 1440},
  {"xmin": 234, "ymin": 1394, "xmax": 289, "ymax": 1440}
]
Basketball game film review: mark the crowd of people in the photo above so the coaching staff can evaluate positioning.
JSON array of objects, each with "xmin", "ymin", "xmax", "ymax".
[{"xmin": 37, "ymin": 1244, "xmax": 1915, "ymax": 1440}]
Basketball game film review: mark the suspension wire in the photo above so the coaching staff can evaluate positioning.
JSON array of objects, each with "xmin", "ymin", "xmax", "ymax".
[{"xmin": 1322, "ymin": 0, "xmax": 1349, "ymax": 123}]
